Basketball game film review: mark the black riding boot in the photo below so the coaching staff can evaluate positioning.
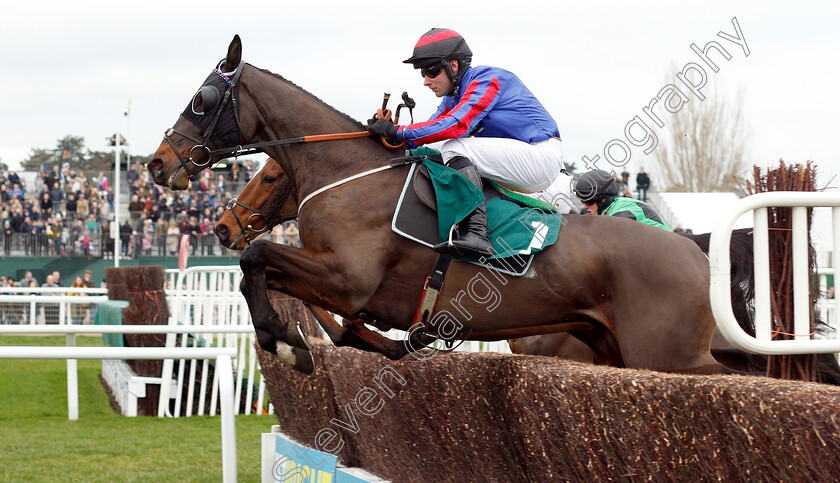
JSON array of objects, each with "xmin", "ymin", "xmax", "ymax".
[{"xmin": 434, "ymin": 157, "xmax": 493, "ymax": 259}]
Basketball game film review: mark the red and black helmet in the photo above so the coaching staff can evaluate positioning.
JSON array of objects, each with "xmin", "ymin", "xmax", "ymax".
[{"xmin": 403, "ymin": 28, "xmax": 473, "ymax": 68}]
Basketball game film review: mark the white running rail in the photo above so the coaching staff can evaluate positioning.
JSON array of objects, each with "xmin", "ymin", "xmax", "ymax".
[{"xmin": 0, "ymin": 332, "xmax": 238, "ymax": 483}]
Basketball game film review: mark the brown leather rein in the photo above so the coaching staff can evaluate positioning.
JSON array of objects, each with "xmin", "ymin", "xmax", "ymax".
[{"xmin": 209, "ymin": 130, "xmax": 389, "ymax": 160}]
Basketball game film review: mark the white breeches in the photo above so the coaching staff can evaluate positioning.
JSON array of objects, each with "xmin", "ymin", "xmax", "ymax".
[{"xmin": 425, "ymin": 137, "xmax": 574, "ymax": 214}]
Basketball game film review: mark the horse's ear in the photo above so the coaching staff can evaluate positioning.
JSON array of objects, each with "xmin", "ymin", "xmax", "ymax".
[{"xmin": 226, "ymin": 35, "xmax": 242, "ymax": 68}]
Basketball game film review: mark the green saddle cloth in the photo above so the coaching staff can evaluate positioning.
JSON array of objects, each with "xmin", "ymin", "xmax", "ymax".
[{"xmin": 421, "ymin": 159, "xmax": 562, "ymax": 260}]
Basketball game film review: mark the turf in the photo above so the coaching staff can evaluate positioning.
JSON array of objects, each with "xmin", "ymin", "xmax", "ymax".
[{"xmin": 0, "ymin": 335, "xmax": 277, "ymax": 482}]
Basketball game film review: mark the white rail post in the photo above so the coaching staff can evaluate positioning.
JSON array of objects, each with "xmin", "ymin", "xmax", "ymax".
[
  {"xmin": 833, "ymin": 207, "xmax": 840, "ymax": 328},
  {"xmin": 753, "ymin": 207, "xmax": 771, "ymax": 341},
  {"xmin": 67, "ymin": 333, "xmax": 78, "ymax": 420},
  {"xmin": 29, "ymin": 300, "xmax": 37, "ymax": 325},
  {"xmin": 792, "ymin": 206, "xmax": 810, "ymax": 340},
  {"xmin": 217, "ymin": 354, "xmax": 238, "ymax": 483}
]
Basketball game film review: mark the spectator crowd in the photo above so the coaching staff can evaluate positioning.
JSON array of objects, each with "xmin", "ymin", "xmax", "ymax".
[{"xmin": 0, "ymin": 158, "xmax": 302, "ymax": 258}]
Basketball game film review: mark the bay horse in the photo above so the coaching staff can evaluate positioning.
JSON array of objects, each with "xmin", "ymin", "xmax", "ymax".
[
  {"xmin": 149, "ymin": 35, "xmax": 730, "ymax": 375},
  {"xmin": 215, "ymin": 160, "xmax": 750, "ymax": 367},
  {"xmin": 215, "ymin": 159, "xmax": 420, "ymax": 366},
  {"xmin": 216, "ymin": 157, "xmax": 840, "ymax": 385}
]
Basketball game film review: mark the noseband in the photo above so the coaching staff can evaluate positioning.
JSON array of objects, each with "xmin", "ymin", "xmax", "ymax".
[
  {"xmin": 225, "ymin": 197, "xmax": 269, "ymax": 247},
  {"xmin": 224, "ymin": 161, "xmax": 295, "ymax": 246},
  {"xmin": 164, "ymin": 59, "xmax": 246, "ymax": 179}
]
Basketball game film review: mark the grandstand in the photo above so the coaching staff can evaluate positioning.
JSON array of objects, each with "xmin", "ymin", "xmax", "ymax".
[{"xmin": 0, "ymin": 159, "xmax": 298, "ymax": 286}]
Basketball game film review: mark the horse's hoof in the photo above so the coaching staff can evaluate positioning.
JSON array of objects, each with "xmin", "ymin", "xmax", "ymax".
[
  {"xmin": 274, "ymin": 342, "xmax": 316, "ymax": 375},
  {"xmin": 285, "ymin": 321, "xmax": 312, "ymax": 351},
  {"xmin": 292, "ymin": 347, "xmax": 315, "ymax": 374}
]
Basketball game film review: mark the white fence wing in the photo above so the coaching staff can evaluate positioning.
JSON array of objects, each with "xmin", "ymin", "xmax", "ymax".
[{"xmin": 709, "ymin": 192, "xmax": 840, "ymax": 354}]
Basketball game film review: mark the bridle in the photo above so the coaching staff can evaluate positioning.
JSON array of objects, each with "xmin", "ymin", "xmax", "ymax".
[
  {"xmin": 163, "ymin": 59, "xmax": 246, "ymax": 180},
  {"xmin": 224, "ymin": 160, "xmax": 295, "ymax": 246},
  {"xmin": 168, "ymin": 58, "xmax": 416, "ymax": 235},
  {"xmin": 162, "ymin": 60, "xmax": 381, "ymax": 180}
]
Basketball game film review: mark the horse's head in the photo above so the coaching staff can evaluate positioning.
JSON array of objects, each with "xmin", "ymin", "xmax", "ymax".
[
  {"xmin": 148, "ymin": 35, "xmax": 246, "ymax": 190},
  {"xmin": 214, "ymin": 158, "xmax": 298, "ymax": 250}
]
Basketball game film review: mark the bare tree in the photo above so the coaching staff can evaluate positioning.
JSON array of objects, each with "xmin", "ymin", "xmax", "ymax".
[{"xmin": 655, "ymin": 80, "xmax": 751, "ymax": 192}]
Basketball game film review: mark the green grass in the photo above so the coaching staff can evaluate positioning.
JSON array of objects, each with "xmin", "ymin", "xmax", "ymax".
[{"xmin": 0, "ymin": 335, "xmax": 277, "ymax": 482}]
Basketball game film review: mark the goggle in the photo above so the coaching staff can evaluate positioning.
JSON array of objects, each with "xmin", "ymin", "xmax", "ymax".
[{"xmin": 420, "ymin": 63, "xmax": 444, "ymax": 79}]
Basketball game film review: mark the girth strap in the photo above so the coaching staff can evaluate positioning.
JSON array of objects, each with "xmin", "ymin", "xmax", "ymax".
[{"xmin": 413, "ymin": 253, "xmax": 453, "ymax": 332}]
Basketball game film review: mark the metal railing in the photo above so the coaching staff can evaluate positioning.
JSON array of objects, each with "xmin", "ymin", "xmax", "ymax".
[
  {"xmin": 0, "ymin": 287, "xmax": 108, "ymax": 325},
  {"xmin": 0, "ymin": 231, "xmax": 243, "ymax": 259}
]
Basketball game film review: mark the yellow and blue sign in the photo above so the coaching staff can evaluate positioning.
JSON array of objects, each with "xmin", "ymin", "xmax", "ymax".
[{"xmin": 267, "ymin": 433, "xmax": 379, "ymax": 483}]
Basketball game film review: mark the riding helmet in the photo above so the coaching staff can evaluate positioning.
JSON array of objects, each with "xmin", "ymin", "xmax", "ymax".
[
  {"xmin": 574, "ymin": 170, "xmax": 619, "ymax": 203},
  {"xmin": 403, "ymin": 28, "xmax": 473, "ymax": 67}
]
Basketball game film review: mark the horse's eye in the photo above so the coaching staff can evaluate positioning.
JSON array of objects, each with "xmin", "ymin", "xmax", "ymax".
[{"xmin": 262, "ymin": 176, "xmax": 276, "ymax": 184}]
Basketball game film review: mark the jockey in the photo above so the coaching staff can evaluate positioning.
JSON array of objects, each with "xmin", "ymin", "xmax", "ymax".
[
  {"xmin": 367, "ymin": 27, "xmax": 571, "ymax": 259},
  {"xmin": 573, "ymin": 170, "xmax": 672, "ymax": 231}
]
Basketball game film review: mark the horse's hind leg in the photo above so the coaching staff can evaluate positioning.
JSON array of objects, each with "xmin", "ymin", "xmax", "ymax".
[{"xmin": 305, "ymin": 304, "xmax": 437, "ymax": 360}]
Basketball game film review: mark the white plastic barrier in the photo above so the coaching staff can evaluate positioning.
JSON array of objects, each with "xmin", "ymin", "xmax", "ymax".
[
  {"xmin": 161, "ymin": 267, "xmax": 269, "ymax": 418},
  {"xmin": 710, "ymin": 191, "xmax": 840, "ymax": 354},
  {"xmin": 0, "ymin": 336, "xmax": 238, "ymax": 483}
]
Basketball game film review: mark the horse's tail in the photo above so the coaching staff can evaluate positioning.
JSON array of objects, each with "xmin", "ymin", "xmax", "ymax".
[
  {"xmin": 815, "ymin": 353, "xmax": 840, "ymax": 385},
  {"xmin": 684, "ymin": 228, "xmax": 755, "ymax": 335}
]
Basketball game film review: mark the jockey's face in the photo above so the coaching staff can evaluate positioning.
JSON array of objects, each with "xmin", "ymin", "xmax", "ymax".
[
  {"xmin": 582, "ymin": 200, "xmax": 600, "ymax": 216},
  {"xmin": 423, "ymin": 59, "xmax": 458, "ymax": 97}
]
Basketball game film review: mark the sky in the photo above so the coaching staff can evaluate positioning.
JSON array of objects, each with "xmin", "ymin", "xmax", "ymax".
[{"xmin": 1, "ymin": 1, "xmax": 839, "ymax": 193}]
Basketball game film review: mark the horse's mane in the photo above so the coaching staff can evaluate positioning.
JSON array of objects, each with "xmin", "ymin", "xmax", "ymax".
[{"xmin": 255, "ymin": 66, "xmax": 366, "ymax": 130}]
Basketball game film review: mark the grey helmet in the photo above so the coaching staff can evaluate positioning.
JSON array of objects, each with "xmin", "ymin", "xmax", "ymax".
[{"xmin": 574, "ymin": 170, "xmax": 619, "ymax": 213}]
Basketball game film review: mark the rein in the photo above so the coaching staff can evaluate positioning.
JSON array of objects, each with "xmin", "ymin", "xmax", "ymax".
[{"xmin": 209, "ymin": 131, "xmax": 375, "ymax": 159}]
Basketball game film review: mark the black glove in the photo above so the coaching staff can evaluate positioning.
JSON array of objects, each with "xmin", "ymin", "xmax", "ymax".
[{"xmin": 367, "ymin": 118, "xmax": 399, "ymax": 143}]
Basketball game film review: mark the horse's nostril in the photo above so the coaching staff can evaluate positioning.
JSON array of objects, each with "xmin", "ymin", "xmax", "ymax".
[
  {"xmin": 215, "ymin": 224, "xmax": 229, "ymax": 241},
  {"xmin": 150, "ymin": 158, "xmax": 164, "ymax": 173}
]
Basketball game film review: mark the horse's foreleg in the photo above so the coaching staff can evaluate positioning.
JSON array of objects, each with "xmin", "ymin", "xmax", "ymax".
[
  {"xmin": 304, "ymin": 304, "xmax": 417, "ymax": 360},
  {"xmin": 240, "ymin": 245, "xmax": 315, "ymax": 352},
  {"xmin": 240, "ymin": 240, "xmax": 373, "ymax": 353}
]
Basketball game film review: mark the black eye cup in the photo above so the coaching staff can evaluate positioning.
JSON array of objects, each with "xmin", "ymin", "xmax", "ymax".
[{"xmin": 191, "ymin": 85, "xmax": 221, "ymax": 115}]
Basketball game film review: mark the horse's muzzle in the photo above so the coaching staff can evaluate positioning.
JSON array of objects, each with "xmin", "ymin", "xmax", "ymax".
[
  {"xmin": 214, "ymin": 223, "xmax": 230, "ymax": 244},
  {"xmin": 148, "ymin": 157, "xmax": 165, "ymax": 178}
]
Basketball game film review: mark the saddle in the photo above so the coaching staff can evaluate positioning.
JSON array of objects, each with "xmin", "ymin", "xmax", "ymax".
[{"xmin": 392, "ymin": 160, "xmax": 562, "ymax": 276}]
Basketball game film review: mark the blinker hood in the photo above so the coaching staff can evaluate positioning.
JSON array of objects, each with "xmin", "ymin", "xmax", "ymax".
[{"xmin": 180, "ymin": 61, "xmax": 243, "ymax": 151}]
